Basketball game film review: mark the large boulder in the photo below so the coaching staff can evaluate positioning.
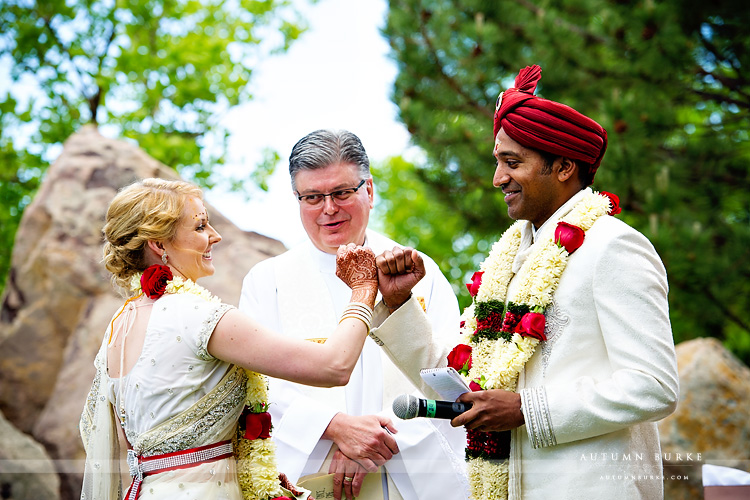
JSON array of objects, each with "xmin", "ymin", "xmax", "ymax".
[
  {"xmin": 0, "ymin": 126, "xmax": 285, "ymax": 500},
  {"xmin": 658, "ymin": 337, "xmax": 750, "ymax": 499},
  {"xmin": 0, "ymin": 409, "xmax": 60, "ymax": 500}
]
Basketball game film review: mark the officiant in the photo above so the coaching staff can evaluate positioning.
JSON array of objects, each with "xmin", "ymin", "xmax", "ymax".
[{"xmin": 239, "ymin": 129, "xmax": 468, "ymax": 500}]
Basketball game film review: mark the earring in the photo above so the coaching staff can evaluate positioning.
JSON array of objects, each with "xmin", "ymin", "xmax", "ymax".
[{"xmin": 162, "ymin": 252, "xmax": 168, "ymax": 265}]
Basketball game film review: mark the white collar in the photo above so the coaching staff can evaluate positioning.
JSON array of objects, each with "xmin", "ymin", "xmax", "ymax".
[
  {"xmin": 307, "ymin": 232, "xmax": 371, "ymax": 273},
  {"xmin": 512, "ymin": 188, "xmax": 591, "ymax": 273}
]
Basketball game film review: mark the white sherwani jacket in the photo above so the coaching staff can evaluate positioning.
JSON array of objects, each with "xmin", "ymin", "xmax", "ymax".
[
  {"xmin": 370, "ymin": 189, "xmax": 679, "ymax": 500},
  {"xmin": 239, "ymin": 229, "xmax": 469, "ymax": 500}
]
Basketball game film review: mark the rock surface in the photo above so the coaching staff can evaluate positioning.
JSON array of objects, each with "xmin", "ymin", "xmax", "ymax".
[
  {"xmin": 658, "ymin": 337, "xmax": 750, "ymax": 499},
  {"xmin": 0, "ymin": 409, "xmax": 60, "ymax": 500},
  {"xmin": 0, "ymin": 126, "xmax": 285, "ymax": 499}
]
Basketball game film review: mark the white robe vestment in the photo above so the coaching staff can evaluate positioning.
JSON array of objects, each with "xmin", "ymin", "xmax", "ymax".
[{"xmin": 239, "ymin": 229, "xmax": 469, "ymax": 500}]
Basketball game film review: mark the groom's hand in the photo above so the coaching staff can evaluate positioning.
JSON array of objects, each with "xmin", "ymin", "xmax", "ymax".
[
  {"xmin": 452, "ymin": 389, "xmax": 524, "ymax": 432},
  {"xmin": 376, "ymin": 246, "xmax": 426, "ymax": 313}
]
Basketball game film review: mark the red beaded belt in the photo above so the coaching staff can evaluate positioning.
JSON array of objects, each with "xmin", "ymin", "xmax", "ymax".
[{"xmin": 125, "ymin": 440, "xmax": 234, "ymax": 500}]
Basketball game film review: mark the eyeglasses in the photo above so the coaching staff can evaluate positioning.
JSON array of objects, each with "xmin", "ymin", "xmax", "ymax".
[{"xmin": 296, "ymin": 179, "xmax": 367, "ymax": 206}]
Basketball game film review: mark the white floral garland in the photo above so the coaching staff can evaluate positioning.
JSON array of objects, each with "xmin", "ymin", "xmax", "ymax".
[
  {"xmin": 129, "ymin": 273, "xmax": 221, "ymax": 303},
  {"xmin": 130, "ymin": 271, "xmax": 284, "ymax": 500},
  {"xmin": 459, "ymin": 191, "xmax": 611, "ymax": 500},
  {"xmin": 236, "ymin": 376, "xmax": 285, "ymax": 500}
]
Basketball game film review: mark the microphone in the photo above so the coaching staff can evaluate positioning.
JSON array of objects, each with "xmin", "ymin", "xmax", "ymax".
[{"xmin": 392, "ymin": 394, "xmax": 470, "ymax": 420}]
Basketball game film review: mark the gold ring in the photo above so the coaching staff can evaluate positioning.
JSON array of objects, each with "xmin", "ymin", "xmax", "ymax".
[{"xmin": 344, "ymin": 476, "xmax": 354, "ymax": 482}]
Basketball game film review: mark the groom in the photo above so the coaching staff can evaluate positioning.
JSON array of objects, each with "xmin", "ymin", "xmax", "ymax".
[{"xmin": 370, "ymin": 65, "xmax": 679, "ymax": 500}]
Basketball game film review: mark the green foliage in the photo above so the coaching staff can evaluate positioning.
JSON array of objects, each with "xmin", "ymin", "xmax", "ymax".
[
  {"xmin": 475, "ymin": 300, "xmax": 506, "ymax": 320},
  {"xmin": 373, "ymin": 155, "xmax": 498, "ymax": 305},
  {"xmin": 0, "ymin": 0, "xmax": 307, "ymax": 293},
  {"xmin": 381, "ymin": 0, "xmax": 750, "ymax": 362},
  {"xmin": 0, "ymin": 141, "xmax": 40, "ymax": 287}
]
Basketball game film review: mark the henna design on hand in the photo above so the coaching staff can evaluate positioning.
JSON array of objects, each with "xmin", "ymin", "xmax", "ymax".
[{"xmin": 336, "ymin": 245, "xmax": 378, "ymax": 290}]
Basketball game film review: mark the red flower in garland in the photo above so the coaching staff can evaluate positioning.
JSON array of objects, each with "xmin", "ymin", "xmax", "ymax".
[
  {"xmin": 554, "ymin": 222, "xmax": 585, "ymax": 254},
  {"xmin": 244, "ymin": 411, "xmax": 272, "ymax": 440},
  {"xmin": 513, "ymin": 312, "xmax": 547, "ymax": 341},
  {"xmin": 476, "ymin": 312, "xmax": 505, "ymax": 334},
  {"xmin": 469, "ymin": 380, "xmax": 483, "ymax": 391},
  {"xmin": 466, "ymin": 428, "xmax": 511, "ymax": 460},
  {"xmin": 501, "ymin": 311, "xmax": 523, "ymax": 332},
  {"xmin": 466, "ymin": 271, "xmax": 484, "ymax": 297},
  {"xmin": 140, "ymin": 265, "xmax": 173, "ymax": 299},
  {"xmin": 601, "ymin": 191, "xmax": 622, "ymax": 215},
  {"xmin": 447, "ymin": 344, "xmax": 472, "ymax": 374}
]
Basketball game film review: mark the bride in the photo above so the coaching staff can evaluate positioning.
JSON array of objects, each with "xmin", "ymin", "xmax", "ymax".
[{"xmin": 80, "ymin": 178, "xmax": 392, "ymax": 500}]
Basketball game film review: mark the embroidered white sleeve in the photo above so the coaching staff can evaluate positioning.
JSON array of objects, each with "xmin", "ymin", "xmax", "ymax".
[
  {"xmin": 520, "ymin": 386, "xmax": 557, "ymax": 448},
  {"xmin": 196, "ymin": 303, "xmax": 234, "ymax": 361}
]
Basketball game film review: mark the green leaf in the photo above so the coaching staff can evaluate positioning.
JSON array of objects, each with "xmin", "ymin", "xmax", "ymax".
[{"xmin": 0, "ymin": 0, "xmax": 310, "ymax": 293}]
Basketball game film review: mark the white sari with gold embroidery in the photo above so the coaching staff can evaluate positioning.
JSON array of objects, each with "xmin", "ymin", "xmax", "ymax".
[{"xmin": 80, "ymin": 293, "xmax": 247, "ymax": 499}]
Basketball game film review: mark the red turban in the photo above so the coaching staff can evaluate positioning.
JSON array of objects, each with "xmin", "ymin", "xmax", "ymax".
[{"xmin": 493, "ymin": 65, "xmax": 607, "ymax": 184}]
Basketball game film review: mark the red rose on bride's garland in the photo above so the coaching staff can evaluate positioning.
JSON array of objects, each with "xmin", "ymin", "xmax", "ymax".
[
  {"xmin": 447, "ymin": 344, "xmax": 472, "ymax": 375},
  {"xmin": 601, "ymin": 191, "xmax": 621, "ymax": 215},
  {"xmin": 469, "ymin": 380, "xmax": 483, "ymax": 391},
  {"xmin": 466, "ymin": 271, "xmax": 483, "ymax": 297},
  {"xmin": 140, "ymin": 265, "xmax": 173, "ymax": 299},
  {"xmin": 513, "ymin": 312, "xmax": 547, "ymax": 341},
  {"xmin": 243, "ymin": 411, "xmax": 272, "ymax": 440},
  {"xmin": 554, "ymin": 222, "xmax": 585, "ymax": 254}
]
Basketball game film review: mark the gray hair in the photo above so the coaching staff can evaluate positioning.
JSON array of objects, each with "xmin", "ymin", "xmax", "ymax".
[{"xmin": 289, "ymin": 129, "xmax": 371, "ymax": 190}]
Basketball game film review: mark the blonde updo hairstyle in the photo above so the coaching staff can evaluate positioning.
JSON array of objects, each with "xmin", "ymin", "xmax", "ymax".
[{"xmin": 102, "ymin": 178, "xmax": 203, "ymax": 293}]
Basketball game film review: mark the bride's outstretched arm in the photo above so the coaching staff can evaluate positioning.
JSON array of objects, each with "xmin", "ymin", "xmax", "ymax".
[{"xmin": 208, "ymin": 244, "xmax": 378, "ymax": 387}]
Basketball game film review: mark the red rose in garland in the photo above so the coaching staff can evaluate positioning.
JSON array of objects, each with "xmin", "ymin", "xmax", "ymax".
[
  {"xmin": 469, "ymin": 380, "xmax": 483, "ymax": 391},
  {"xmin": 466, "ymin": 271, "xmax": 484, "ymax": 297},
  {"xmin": 554, "ymin": 222, "xmax": 585, "ymax": 254},
  {"xmin": 244, "ymin": 411, "xmax": 272, "ymax": 440},
  {"xmin": 447, "ymin": 344, "xmax": 472, "ymax": 375},
  {"xmin": 140, "ymin": 265, "xmax": 173, "ymax": 299},
  {"xmin": 600, "ymin": 191, "xmax": 621, "ymax": 215},
  {"xmin": 513, "ymin": 312, "xmax": 547, "ymax": 341},
  {"xmin": 501, "ymin": 311, "xmax": 523, "ymax": 332}
]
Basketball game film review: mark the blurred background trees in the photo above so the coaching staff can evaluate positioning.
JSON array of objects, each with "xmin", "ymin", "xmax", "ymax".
[
  {"xmin": 374, "ymin": 0, "xmax": 750, "ymax": 362},
  {"xmin": 0, "ymin": 0, "xmax": 305, "ymax": 292},
  {"xmin": 2, "ymin": 0, "xmax": 748, "ymax": 363}
]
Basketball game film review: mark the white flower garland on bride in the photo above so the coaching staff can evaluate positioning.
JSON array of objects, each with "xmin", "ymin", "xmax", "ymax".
[{"xmin": 129, "ymin": 269, "xmax": 286, "ymax": 500}]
